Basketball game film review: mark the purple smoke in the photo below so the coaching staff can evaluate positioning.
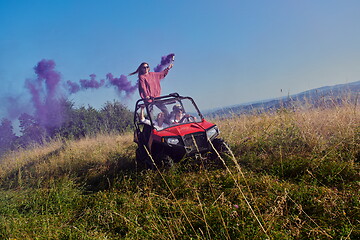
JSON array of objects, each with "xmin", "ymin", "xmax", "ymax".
[
  {"xmin": 67, "ymin": 74, "xmax": 105, "ymax": 94},
  {"xmin": 106, "ymin": 73, "xmax": 138, "ymax": 97},
  {"xmin": 34, "ymin": 59, "xmax": 61, "ymax": 97},
  {"xmin": 66, "ymin": 72, "xmax": 137, "ymax": 97},
  {"xmin": 5, "ymin": 97, "xmax": 23, "ymax": 119},
  {"xmin": 25, "ymin": 59, "xmax": 64, "ymax": 128},
  {"xmin": 2, "ymin": 52, "xmax": 175, "ymax": 132},
  {"xmin": 66, "ymin": 80, "xmax": 80, "ymax": 94},
  {"xmin": 153, "ymin": 53, "xmax": 175, "ymax": 72},
  {"xmin": 2, "ymin": 95, "xmax": 31, "ymax": 120},
  {"xmin": 80, "ymin": 74, "xmax": 105, "ymax": 89},
  {"xmin": 64, "ymin": 53, "xmax": 174, "ymax": 97}
]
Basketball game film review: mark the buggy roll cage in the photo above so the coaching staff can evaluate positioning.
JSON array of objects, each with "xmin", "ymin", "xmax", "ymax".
[{"xmin": 134, "ymin": 93, "xmax": 204, "ymax": 128}]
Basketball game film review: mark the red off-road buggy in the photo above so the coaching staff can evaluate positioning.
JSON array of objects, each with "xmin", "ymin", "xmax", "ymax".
[{"xmin": 134, "ymin": 93, "xmax": 228, "ymax": 168}]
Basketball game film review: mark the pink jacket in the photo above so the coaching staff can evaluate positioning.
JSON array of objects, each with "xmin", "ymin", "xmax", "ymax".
[{"xmin": 138, "ymin": 69, "xmax": 169, "ymax": 99}]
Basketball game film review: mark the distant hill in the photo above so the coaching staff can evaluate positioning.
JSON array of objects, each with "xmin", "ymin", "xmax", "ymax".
[{"xmin": 207, "ymin": 80, "xmax": 360, "ymax": 117}]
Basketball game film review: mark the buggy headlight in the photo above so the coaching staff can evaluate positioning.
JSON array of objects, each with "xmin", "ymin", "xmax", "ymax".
[
  {"xmin": 206, "ymin": 126, "xmax": 219, "ymax": 140},
  {"xmin": 167, "ymin": 138, "xmax": 180, "ymax": 145}
]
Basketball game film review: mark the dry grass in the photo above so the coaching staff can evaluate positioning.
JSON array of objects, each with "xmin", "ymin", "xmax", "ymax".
[
  {"xmin": 0, "ymin": 139, "xmax": 64, "ymax": 179},
  {"xmin": 216, "ymin": 100, "xmax": 359, "ymax": 150},
  {"xmin": 0, "ymin": 132, "xmax": 136, "ymax": 189}
]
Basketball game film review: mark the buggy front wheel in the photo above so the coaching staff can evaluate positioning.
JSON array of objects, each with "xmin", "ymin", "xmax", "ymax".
[
  {"xmin": 136, "ymin": 146, "xmax": 154, "ymax": 169},
  {"xmin": 209, "ymin": 138, "xmax": 232, "ymax": 166},
  {"xmin": 156, "ymin": 153, "xmax": 174, "ymax": 169}
]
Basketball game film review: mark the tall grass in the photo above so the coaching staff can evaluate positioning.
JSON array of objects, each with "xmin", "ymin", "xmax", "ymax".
[
  {"xmin": 217, "ymin": 98, "xmax": 359, "ymax": 188},
  {"xmin": 0, "ymin": 133, "xmax": 136, "ymax": 191},
  {"xmin": 0, "ymin": 97, "xmax": 359, "ymax": 239}
]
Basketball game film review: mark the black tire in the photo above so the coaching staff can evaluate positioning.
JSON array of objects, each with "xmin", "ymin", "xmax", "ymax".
[
  {"xmin": 136, "ymin": 146, "xmax": 154, "ymax": 169},
  {"xmin": 210, "ymin": 138, "xmax": 232, "ymax": 167},
  {"xmin": 156, "ymin": 153, "xmax": 174, "ymax": 169},
  {"xmin": 212, "ymin": 138, "xmax": 230, "ymax": 155}
]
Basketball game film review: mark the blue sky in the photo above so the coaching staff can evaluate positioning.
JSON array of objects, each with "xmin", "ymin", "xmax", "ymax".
[{"xmin": 1, "ymin": 0, "xmax": 359, "ymax": 117}]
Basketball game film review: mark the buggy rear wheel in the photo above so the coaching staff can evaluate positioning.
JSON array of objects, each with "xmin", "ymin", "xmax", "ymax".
[{"xmin": 155, "ymin": 153, "xmax": 174, "ymax": 169}]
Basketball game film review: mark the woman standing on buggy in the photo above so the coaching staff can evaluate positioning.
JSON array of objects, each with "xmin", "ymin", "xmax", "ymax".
[{"xmin": 130, "ymin": 61, "xmax": 173, "ymax": 120}]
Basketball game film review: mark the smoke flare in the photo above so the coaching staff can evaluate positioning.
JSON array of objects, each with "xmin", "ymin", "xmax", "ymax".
[{"xmin": 153, "ymin": 53, "xmax": 175, "ymax": 72}]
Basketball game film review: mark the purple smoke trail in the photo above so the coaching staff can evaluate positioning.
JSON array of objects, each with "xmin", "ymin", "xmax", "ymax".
[
  {"xmin": 26, "ymin": 59, "xmax": 64, "ymax": 128},
  {"xmin": 80, "ymin": 74, "xmax": 105, "ymax": 89},
  {"xmin": 3, "ymin": 53, "xmax": 174, "ymax": 123},
  {"xmin": 66, "ymin": 74, "xmax": 105, "ymax": 94},
  {"xmin": 4, "ymin": 96, "xmax": 31, "ymax": 120},
  {"xmin": 25, "ymin": 78, "xmax": 43, "ymax": 117},
  {"xmin": 65, "ymin": 53, "xmax": 174, "ymax": 97},
  {"xmin": 153, "ymin": 53, "xmax": 175, "ymax": 72},
  {"xmin": 34, "ymin": 59, "xmax": 61, "ymax": 98},
  {"xmin": 106, "ymin": 73, "xmax": 138, "ymax": 97},
  {"xmin": 66, "ymin": 80, "xmax": 81, "ymax": 94}
]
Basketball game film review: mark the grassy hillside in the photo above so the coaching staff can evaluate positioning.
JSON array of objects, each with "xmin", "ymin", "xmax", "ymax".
[
  {"xmin": 209, "ymin": 81, "xmax": 360, "ymax": 117},
  {"xmin": 0, "ymin": 100, "xmax": 359, "ymax": 239}
]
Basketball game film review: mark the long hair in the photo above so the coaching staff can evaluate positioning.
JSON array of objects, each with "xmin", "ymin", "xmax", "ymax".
[{"xmin": 129, "ymin": 62, "xmax": 149, "ymax": 76}]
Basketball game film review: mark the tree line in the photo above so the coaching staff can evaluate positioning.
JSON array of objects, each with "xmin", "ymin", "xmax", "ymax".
[{"xmin": 0, "ymin": 100, "xmax": 133, "ymax": 156}]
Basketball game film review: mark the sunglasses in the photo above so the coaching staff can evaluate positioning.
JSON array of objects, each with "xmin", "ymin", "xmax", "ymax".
[{"xmin": 143, "ymin": 65, "xmax": 150, "ymax": 69}]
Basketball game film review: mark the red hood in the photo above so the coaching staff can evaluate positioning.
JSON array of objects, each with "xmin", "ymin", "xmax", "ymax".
[{"xmin": 153, "ymin": 120, "xmax": 216, "ymax": 138}]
